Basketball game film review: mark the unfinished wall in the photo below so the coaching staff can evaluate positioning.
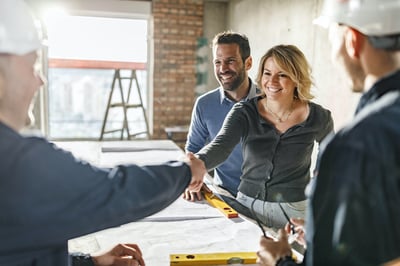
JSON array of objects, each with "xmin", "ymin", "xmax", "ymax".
[
  {"xmin": 193, "ymin": 0, "xmax": 360, "ymax": 131},
  {"xmin": 202, "ymin": 1, "xmax": 228, "ymax": 92}
]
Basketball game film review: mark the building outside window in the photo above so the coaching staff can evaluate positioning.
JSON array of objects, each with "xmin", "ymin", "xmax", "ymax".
[{"xmin": 44, "ymin": 14, "xmax": 148, "ymax": 139}]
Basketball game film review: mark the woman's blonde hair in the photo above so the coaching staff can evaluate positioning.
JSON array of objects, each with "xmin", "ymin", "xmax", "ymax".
[{"xmin": 256, "ymin": 44, "xmax": 314, "ymax": 101}]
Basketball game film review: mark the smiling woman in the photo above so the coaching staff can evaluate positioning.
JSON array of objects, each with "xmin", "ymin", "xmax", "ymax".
[{"xmin": 190, "ymin": 44, "xmax": 334, "ymax": 230}]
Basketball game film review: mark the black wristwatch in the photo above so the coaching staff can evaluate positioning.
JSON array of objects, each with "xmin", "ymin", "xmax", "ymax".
[
  {"xmin": 276, "ymin": 255, "xmax": 297, "ymax": 266},
  {"xmin": 70, "ymin": 252, "xmax": 95, "ymax": 266}
]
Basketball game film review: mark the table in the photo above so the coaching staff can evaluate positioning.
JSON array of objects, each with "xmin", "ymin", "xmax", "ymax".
[
  {"xmin": 54, "ymin": 140, "xmax": 184, "ymax": 167},
  {"xmin": 164, "ymin": 125, "xmax": 189, "ymax": 149},
  {"xmin": 54, "ymin": 140, "xmax": 300, "ymax": 266}
]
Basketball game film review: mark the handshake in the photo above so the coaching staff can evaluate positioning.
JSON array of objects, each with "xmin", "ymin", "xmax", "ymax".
[
  {"xmin": 180, "ymin": 152, "xmax": 207, "ymax": 195},
  {"xmin": 179, "ymin": 152, "xmax": 221, "ymax": 202}
]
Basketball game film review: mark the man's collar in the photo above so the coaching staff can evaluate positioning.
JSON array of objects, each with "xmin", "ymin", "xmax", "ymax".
[{"xmin": 219, "ymin": 78, "xmax": 259, "ymax": 104}]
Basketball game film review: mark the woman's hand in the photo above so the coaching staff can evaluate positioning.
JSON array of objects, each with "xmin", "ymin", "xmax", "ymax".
[
  {"xmin": 285, "ymin": 218, "xmax": 306, "ymax": 247},
  {"xmin": 257, "ymin": 229, "xmax": 292, "ymax": 266}
]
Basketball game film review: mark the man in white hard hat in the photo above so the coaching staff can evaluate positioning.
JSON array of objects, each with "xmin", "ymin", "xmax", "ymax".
[
  {"xmin": 256, "ymin": 0, "xmax": 400, "ymax": 265},
  {"xmin": 0, "ymin": 0, "xmax": 206, "ymax": 266}
]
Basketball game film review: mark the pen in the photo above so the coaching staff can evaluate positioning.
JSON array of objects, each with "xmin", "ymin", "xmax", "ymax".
[
  {"xmin": 250, "ymin": 196, "xmax": 267, "ymax": 238},
  {"xmin": 278, "ymin": 202, "xmax": 296, "ymax": 235}
]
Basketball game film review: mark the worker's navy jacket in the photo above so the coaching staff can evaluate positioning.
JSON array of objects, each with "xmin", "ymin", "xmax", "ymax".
[
  {"xmin": 307, "ymin": 70, "xmax": 400, "ymax": 265},
  {"xmin": 0, "ymin": 124, "xmax": 191, "ymax": 266}
]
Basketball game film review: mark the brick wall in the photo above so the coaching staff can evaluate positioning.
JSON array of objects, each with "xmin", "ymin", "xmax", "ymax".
[{"xmin": 152, "ymin": 0, "xmax": 204, "ymax": 143}]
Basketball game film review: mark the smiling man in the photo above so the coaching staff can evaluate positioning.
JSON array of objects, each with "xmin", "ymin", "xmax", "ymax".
[{"xmin": 184, "ymin": 31, "xmax": 259, "ymax": 200}]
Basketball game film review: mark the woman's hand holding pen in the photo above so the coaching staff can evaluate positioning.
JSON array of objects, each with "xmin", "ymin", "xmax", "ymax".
[
  {"xmin": 285, "ymin": 218, "xmax": 306, "ymax": 247},
  {"xmin": 257, "ymin": 218, "xmax": 306, "ymax": 265},
  {"xmin": 257, "ymin": 229, "xmax": 292, "ymax": 266}
]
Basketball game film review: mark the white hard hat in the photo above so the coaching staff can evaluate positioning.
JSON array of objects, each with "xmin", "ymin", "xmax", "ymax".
[
  {"xmin": 314, "ymin": 0, "xmax": 400, "ymax": 36},
  {"xmin": 0, "ymin": 0, "xmax": 41, "ymax": 55}
]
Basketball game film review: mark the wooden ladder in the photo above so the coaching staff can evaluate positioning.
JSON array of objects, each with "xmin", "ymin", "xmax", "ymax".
[{"xmin": 99, "ymin": 69, "xmax": 150, "ymax": 140}]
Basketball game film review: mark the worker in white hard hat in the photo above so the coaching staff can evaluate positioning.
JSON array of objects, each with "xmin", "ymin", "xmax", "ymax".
[
  {"xmin": 0, "ymin": 0, "xmax": 206, "ymax": 266},
  {"xmin": 257, "ymin": 0, "xmax": 400, "ymax": 265}
]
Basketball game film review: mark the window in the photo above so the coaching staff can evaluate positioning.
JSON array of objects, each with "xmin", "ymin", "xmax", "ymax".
[{"xmin": 44, "ymin": 14, "xmax": 148, "ymax": 139}]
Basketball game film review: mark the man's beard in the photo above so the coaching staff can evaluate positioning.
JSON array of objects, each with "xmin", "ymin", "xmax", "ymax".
[{"xmin": 219, "ymin": 68, "xmax": 246, "ymax": 92}]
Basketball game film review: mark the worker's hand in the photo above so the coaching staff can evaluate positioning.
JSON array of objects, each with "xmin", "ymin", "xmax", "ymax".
[
  {"xmin": 92, "ymin": 243, "xmax": 145, "ymax": 266},
  {"xmin": 185, "ymin": 152, "xmax": 206, "ymax": 192},
  {"xmin": 285, "ymin": 218, "xmax": 306, "ymax": 247},
  {"xmin": 257, "ymin": 229, "xmax": 292, "ymax": 266},
  {"xmin": 182, "ymin": 183, "xmax": 212, "ymax": 201}
]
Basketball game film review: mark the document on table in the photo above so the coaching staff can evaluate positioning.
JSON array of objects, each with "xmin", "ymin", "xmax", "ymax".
[
  {"xmin": 68, "ymin": 197, "xmax": 263, "ymax": 266},
  {"xmin": 54, "ymin": 140, "xmax": 185, "ymax": 167},
  {"xmin": 99, "ymin": 141, "xmax": 184, "ymax": 167},
  {"xmin": 140, "ymin": 196, "xmax": 223, "ymax": 221},
  {"xmin": 101, "ymin": 140, "xmax": 181, "ymax": 152}
]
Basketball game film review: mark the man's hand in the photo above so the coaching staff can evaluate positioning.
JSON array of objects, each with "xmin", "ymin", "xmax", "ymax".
[
  {"xmin": 92, "ymin": 243, "xmax": 145, "ymax": 266},
  {"xmin": 257, "ymin": 229, "xmax": 292, "ymax": 266},
  {"xmin": 182, "ymin": 183, "xmax": 212, "ymax": 201},
  {"xmin": 185, "ymin": 152, "xmax": 207, "ymax": 192}
]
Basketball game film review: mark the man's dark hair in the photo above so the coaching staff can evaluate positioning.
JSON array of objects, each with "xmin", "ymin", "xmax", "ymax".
[{"xmin": 212, "ymin": 31, "xmax": 251, "ymax": 62}]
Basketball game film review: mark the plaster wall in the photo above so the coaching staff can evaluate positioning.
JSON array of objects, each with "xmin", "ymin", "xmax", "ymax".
[{"xmin": 203, "ymin": 1, "xmax": 228, "ymax": 92}]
